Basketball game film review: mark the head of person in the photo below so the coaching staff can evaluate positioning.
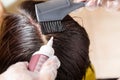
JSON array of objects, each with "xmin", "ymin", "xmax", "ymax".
[{"xmin": 0, "ymin": 1, "xmax": 92, "ymax": 80}]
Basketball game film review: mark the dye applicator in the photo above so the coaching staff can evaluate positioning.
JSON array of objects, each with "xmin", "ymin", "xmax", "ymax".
[
  {"xmin": 28, "ymin": 37, "xmax": 54, "ymax": 72},
  {"xmin": 35, "ymin": 0, "xmax": 86, "ymax": 34}
]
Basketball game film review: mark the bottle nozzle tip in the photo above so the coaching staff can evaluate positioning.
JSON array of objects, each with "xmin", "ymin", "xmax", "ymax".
[
  {"xmin": 47, "ymin": 37, "xmax": 54, "ymax": 47},
  {"xmin": 51, "ymin": 36, "xmax": 54, "ymax": 40}
]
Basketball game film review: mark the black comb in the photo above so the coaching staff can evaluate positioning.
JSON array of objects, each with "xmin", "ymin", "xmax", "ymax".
[{"xmin": 35, "ymin": 0, "xmax": 86, "ymax": 34}]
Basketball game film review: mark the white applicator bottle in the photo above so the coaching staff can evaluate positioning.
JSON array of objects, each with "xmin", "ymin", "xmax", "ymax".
[{"xmin": 28, "ymin": 37, "xmax": 54, "ymax": 72}]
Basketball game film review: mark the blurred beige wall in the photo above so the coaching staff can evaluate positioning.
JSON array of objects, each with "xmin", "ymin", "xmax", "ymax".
[
  {"xmin": 70, "ymin": 7, "xmax": 120, "ymax": 78},
  {"xmin": 1, "ymin": 0, "xmax": 24, "ymax": 12}
]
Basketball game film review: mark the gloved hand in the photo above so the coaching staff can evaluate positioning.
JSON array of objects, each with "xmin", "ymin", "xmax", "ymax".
[
  {"xmin": 85, "ymin": 0, "xmax": 97, "ymax": 6},
  {"xmin": 84, "ymin": 0, "xmax": 98, "ymax": 11},
  {"xmin": 0, "ymin": 56, "xmax": 60, "ymax": 80}
]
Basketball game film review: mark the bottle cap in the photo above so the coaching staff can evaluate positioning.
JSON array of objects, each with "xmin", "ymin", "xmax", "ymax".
[{"xmin": 33, "ymin": 37, "xmax": 54, "ymax": 57}]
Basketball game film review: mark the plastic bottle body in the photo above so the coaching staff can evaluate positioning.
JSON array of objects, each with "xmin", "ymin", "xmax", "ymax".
[
  {"xmin": 28, "ymin": 37, "xmax": 54, "ymax": 72},
  {"xmin": 28, "ymin": 54, "xmax": 49, "ymax": 72}
]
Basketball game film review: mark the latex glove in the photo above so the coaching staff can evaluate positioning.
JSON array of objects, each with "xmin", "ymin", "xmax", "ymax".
[
  {"xmin": 0, "ymin": 56, "xmax": 60, "ymax": 80},
  {"xmin": 86, "ymin": 0, "xmax": 100, "ymax": 7},
  {"xmin": 84, "ymin": 0, "xmax": 99, "ymax": 11},
  {"xmin": 39, "ymin": 56, "xmax": 60, "ymax": 80}
]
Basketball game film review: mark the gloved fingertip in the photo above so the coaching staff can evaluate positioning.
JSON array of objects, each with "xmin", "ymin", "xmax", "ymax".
[
  {"xmin": 24, "ymin": 62, "xmax": 29, "ymax": 67},
  {"xmin": 50, "ymin": 56, "xmax": 61, "ymax": 69},
  {"xmin": 16, "ymin": 62, "xmax": 29, "ymax": 69},
  {"xmin": 43, "ymin": 56, "xmax": 61, "ymax": 69}
]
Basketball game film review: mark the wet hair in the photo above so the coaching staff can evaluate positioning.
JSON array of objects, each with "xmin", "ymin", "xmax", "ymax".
[{"xmin": 0, "ymin": 1, "xmax": 92, "ymax": 80}]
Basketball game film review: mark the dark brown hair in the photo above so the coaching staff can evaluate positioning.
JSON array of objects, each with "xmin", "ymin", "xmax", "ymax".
[{"xmin": 0, "ymin": 1, "xmax": 91, "ymax": 80}]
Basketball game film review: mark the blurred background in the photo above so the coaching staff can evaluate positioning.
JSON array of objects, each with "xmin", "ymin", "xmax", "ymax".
[
  {"xmin": 1, "ymin": 0, "xmax": 23, "ymax": 12},
  {"xmin": 1, "ymin": 0, "xmax": 120, "ymax": 79}
]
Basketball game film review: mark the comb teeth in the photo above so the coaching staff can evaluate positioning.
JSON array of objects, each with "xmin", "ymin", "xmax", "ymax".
[{"xmin": 40, "ymin": 20, "xmax": 65, "ymax": 34}]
